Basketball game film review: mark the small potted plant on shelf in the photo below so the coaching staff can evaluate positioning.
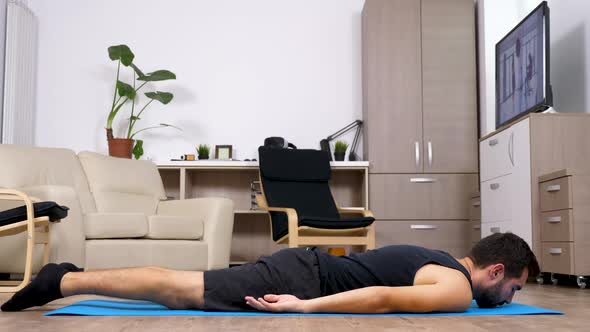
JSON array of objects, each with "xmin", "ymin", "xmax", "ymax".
[
  {"xmin": 105, "ymin": 44, "xmax": 180, "ymax": 159},
  {"xmin": 197, "ymin": 144, "xmax": 210, "ymax": 160},
  {"xmin": 334, "ymin": 140, "xmax": 348, "ymax": 161}
]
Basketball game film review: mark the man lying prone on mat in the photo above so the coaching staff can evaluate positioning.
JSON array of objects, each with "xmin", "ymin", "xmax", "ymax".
[{"xmin": 1, "ymin": 232, "xmax": 539, "ymax": 313}]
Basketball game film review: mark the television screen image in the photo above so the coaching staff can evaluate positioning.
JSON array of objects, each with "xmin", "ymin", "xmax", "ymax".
[{"xmin": 496, "ymin": 2, "xmax": 550, "ymax": 128}]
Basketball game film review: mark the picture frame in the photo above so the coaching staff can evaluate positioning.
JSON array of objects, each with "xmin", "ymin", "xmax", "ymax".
[{"xmin": 215, "ymin": 145, "xmax": 233, "ymax": 160}]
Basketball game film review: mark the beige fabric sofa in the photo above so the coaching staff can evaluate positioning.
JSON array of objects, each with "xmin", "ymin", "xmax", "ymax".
[{"xmin": 0, "ymin": 145, "xmax": 234, "ymax": 273}]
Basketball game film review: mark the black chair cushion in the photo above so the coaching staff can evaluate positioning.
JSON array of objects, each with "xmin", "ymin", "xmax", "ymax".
[
  {"xmin": 259, "ymin": 147, "xmax": 331, "ymax": 181},
  {"xmin": 299, "ymin": 216, "xmax": 375, "ymax": 229},
  {"xmin": 0, "ymin": 201, "xmax": 69, "ymax": 228}
]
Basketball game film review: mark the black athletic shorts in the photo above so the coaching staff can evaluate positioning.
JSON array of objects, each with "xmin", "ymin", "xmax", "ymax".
[{"xmin": 203, "ymin": 247, "xmax": 322, "ymax": 311}]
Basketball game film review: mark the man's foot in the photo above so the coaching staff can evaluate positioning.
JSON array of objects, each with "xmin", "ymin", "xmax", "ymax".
[{"xmin": 1, "ymin": 263, "xmax": 72, "ymax": 311}]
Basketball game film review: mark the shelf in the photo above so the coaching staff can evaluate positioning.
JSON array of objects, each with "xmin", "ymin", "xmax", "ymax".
[{"xmin": 156, "ymin": 160, "xmax": 369, "ymax": 168}]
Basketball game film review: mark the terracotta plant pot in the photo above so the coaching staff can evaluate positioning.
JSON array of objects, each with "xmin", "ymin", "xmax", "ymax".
[
  {"xmin": 108, "ymin": 138, "xmax": 134, "ymax": 159},
  {"xmin": 334, "ymin": 151, "xmax": 345, "ymax": 161}
]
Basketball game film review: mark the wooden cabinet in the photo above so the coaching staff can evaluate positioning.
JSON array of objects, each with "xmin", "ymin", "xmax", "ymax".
[
  {"xmin": 538, "ymin": 170, "xmax": 590, "ymax": 279},
  {"xmin": 421, "ymin": 0, "xmax": 478, "ymax": 173},
  {"xmin": 362, "ymin": 0, "xmax": 478, "ymax": 256},
  {"xmin": 479, "ymin": 113, "xmax": 590, "ymax": 268},
  {"xmin": 362, "ymin": 0, "xmax": 422, "ymax": 173}
]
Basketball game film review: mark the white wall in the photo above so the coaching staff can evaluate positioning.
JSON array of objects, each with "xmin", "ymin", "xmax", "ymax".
[
  {"xmin": 29, "ymin": 0, "xmax": 365, "ymax": 161},
  {"xmin": 478, "ymin": 0, "xmax": 590, "ymax": 136}
]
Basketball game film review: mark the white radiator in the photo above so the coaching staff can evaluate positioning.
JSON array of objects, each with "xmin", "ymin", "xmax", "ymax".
[{"xmin": 1, "ymin": 0, "xmax": 37, "ymax": 145}]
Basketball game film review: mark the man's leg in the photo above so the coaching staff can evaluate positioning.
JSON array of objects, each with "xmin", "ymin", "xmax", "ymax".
[
  {"xmin": 1, "ymin": 263, "xmax": 204, "ymax": 311},
  {"xmin": 61, "ymin": 266, "xmax": 204, "ymax": 309}
]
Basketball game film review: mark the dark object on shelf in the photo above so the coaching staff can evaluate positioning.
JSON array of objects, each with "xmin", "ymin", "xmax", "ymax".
[
  {"xmin": 264, "ymin": 137, "xmax": 297, "ymax": 149},
  {"xmin": 334, "ymin": 151, "xmax": 345, "ymax": 161},
  {"xmin": 320, "ymin": 120, "xmax": 363, "ymax": 161},
  {"xmin": 198, "ymin": 155, "xmax": 209, "ymax": 160}
]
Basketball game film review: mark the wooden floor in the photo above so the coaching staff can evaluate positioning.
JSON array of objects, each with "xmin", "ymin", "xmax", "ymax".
[{"xmin": 0, "ymin": 283, "xmax": 587, "ymax": 332}]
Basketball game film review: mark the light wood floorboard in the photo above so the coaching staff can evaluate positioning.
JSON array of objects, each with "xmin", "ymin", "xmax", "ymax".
[{"xmin": 0, "ymin": 283, "xmax": 587, "ymax": 332}]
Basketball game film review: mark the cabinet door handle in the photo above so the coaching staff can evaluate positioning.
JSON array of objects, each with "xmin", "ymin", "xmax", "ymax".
[
  {"xmin": 490, "ymin": 227, "xmax": 501, "ymax": 233},
  {"xmin": 410, "ymin": 224, "xmax": 438, "ymax": 230},
  {"xmin": 415, "ymin": 142, "xmax": 420, "ymax": 168},
  {"xmin": 410, "ymin": 178, "xmax": 437, "ymax": 183},
  {"xmin": 489, "ymin": 139, "xmax": 499, "ymax": 146},
  {"xmin": 546, "ymin": 185, "xmax": 561, "ymax": 192},
  {"xmin": 490, "ymin": 183, "xmax": 500, "ymax": 190},
  {"xmin": 427, "ymin": 141, "xmax": 433, "ymax": 166},
  {"xmin": 472, "ymin": 200, "xmax": 481, "ymax": 207},
  {"xmin": 548, "ymin": 248, "xmax": 563, "ymax": 255},
  {"xmin": 546, "ymin": 216, "xmax": 562, "ymax": 223},
  {"xmin": 473, "ymin": 225, "xmax": 481, "ymax": 230}
]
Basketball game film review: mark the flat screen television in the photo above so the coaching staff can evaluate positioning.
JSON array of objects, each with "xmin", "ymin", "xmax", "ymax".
[{"xmin": 495, "ymin": 1, "xmax": 552, "ymax": 129}]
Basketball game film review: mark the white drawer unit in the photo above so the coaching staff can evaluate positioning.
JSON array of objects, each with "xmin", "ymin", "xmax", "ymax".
[
  {"xmin": 479, "ymin": 117, "xmax": 531, "ymax": 247},
  {"xmin": 481, "ymin": 174, "xmax": 512, "ymax": 223}
]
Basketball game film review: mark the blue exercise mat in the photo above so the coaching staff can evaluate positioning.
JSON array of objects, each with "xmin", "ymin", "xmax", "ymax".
[{"xmin": 44, "ymin": 299, "xmax": 563, "ymax": 317}]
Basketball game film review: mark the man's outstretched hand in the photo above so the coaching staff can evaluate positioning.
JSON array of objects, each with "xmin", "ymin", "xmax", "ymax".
[{"xmin": 245, "ymin": 294, "xmax": 306, "ymax": 312}]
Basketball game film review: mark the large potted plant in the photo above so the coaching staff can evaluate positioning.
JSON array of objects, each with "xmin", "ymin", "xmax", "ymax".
[{"xmin": 106, "ymin": 44, "xmax": 179, "ymax": 159}]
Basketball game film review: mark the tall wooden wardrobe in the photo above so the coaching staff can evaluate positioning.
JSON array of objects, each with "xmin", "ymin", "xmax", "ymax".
[{"xmin": 362, "ymin": 0, "xmax": 479, "ymax": 256}]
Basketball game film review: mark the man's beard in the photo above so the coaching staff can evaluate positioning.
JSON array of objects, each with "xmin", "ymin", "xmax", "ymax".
[{"xmin": 474, "ymin": 281, "xmax": 506, "ymax": 308}]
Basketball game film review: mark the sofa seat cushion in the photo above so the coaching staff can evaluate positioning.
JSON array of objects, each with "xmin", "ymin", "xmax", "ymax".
[
  {"xmin": 146, "ymin": 215, "xmax": 204, "ymax": 240},
  {"xmin": 85, "ymin": 213, "xmax": 148, "ymax": 239}
]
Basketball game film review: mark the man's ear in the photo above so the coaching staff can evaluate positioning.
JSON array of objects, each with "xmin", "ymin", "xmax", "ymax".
[{"xmin": 489, "ymin": 264, "xmax": 505, "ymax": 280}]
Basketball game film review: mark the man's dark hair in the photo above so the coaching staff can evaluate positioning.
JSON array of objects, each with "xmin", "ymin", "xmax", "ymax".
[{"xmin": 468, "ymin": 233, "xmax": 540, "ymax": 279}]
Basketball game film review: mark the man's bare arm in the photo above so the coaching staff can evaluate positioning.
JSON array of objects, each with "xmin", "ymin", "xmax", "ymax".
[
  {"xmin": 246, "ymin": 269, "xmax": 472, "ymax": 313},
  {"xmin": 301, "ymin": 282, "xmax": 471, "ymax": 313}
]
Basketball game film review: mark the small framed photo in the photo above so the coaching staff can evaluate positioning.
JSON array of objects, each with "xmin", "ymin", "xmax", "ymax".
[{"xmin": 215, "ymin": 145, "xmax": 233, "ymax": 160}]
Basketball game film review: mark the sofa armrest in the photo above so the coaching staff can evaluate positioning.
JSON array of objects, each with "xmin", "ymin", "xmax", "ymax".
[
  {"xmin": 19, "ymin": 185, "xmax": 86, "ymax": 267},
  {"xmin": 156, "ymin": 197, "xmax": 234, "ymax": 269}
]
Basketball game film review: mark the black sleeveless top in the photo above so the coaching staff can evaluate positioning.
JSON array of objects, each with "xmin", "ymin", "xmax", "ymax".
[{"xmin": 314, "ymin": 245, "xmax": 472, "ymax": 296}]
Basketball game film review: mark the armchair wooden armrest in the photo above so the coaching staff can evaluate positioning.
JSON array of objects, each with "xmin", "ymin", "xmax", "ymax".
[{"xmin": 338, "ymin": 207, "xmax": 374, "ymax": 218}]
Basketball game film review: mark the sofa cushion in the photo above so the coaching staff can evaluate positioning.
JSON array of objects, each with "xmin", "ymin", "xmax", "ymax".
[
  {"xmin": 85, "ymin": 213, "xmax": 148, "ymax": 239},
  {"xmin": 78, "ymin": 151, "xmax": 166, "ymax": 215},
  {"xmin": 146, "ymin": 215, "xmax": 204, "ymax": 240}
]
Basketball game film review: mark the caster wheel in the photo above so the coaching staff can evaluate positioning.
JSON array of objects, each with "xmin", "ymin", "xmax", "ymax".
[
  {"xmin": 551, "ymin": 273, "xmax": 558, "ymax": 285},
  {"xmin": 576, "ymin": 276, "xmax": 587, "ymax": 289},
  {"xmin": 536, "ymin": 275, "xmax": 544, "ymax": 285}
]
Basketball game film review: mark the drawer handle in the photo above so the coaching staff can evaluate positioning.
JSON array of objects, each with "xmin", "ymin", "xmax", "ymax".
[
  {"xmin": 548, "ymin": 248, "xmax": 563, "ymax": 255},
  {"xmin": 546, "ymin": 216, "xmax": 562, "ymax": 223},
  {"xmin": 410, "ymin": 178, "xmax": 437, "ymax": 183},
  {"xmin": 490, "ymin": 183, "xmax": 500, "ymax": 190},
  {"xmin": 410, "ymin": 224, "xmax": 438, "ymax": 230},
  {"xmin": 472, "ymin": 200, "xmax": 481, "ymax": 207},
  {"xmin": 473, "ymin": 225, "xmax": 481, "ymax": 230},
  {"xmin": 546, "ymin": 185, "xmax": 561, "ymax": 192},
  {"xmin": 490, "ymin": 227, "xmax": 501, "ymax": 233},
  {"xmin": 489, "ymin": 139, "xmax": 499, "ymax": 146}
]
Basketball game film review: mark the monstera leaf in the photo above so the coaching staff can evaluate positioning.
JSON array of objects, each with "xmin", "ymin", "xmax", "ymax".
[
  {"xmin": 138, "ymin": 70, "xmax": 176, "ymax": 82},
  {"xmin": 108, "ymin": 45, "xmax": 134, "ymax": 66},
  {"xmin": 116, "ymin": 80, "xmax": 136, "ymax": 99},
  {"xmin": 145, "ymin": 91, "xmax": 173, "ymax": 104}
]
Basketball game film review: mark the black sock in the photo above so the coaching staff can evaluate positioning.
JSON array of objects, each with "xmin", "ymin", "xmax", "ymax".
[{"xmin": 1, "ymin": 263, "xmax": 70, "ymax": 311}]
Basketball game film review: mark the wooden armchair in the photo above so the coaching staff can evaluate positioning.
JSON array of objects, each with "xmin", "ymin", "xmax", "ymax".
[
  {"xmin": 0, "ymin": 189, "xmax": 66, "ymax": 292},
  {"xmin": 256, "ymin": 147, "xmax": 375, "ymax": 251}
]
